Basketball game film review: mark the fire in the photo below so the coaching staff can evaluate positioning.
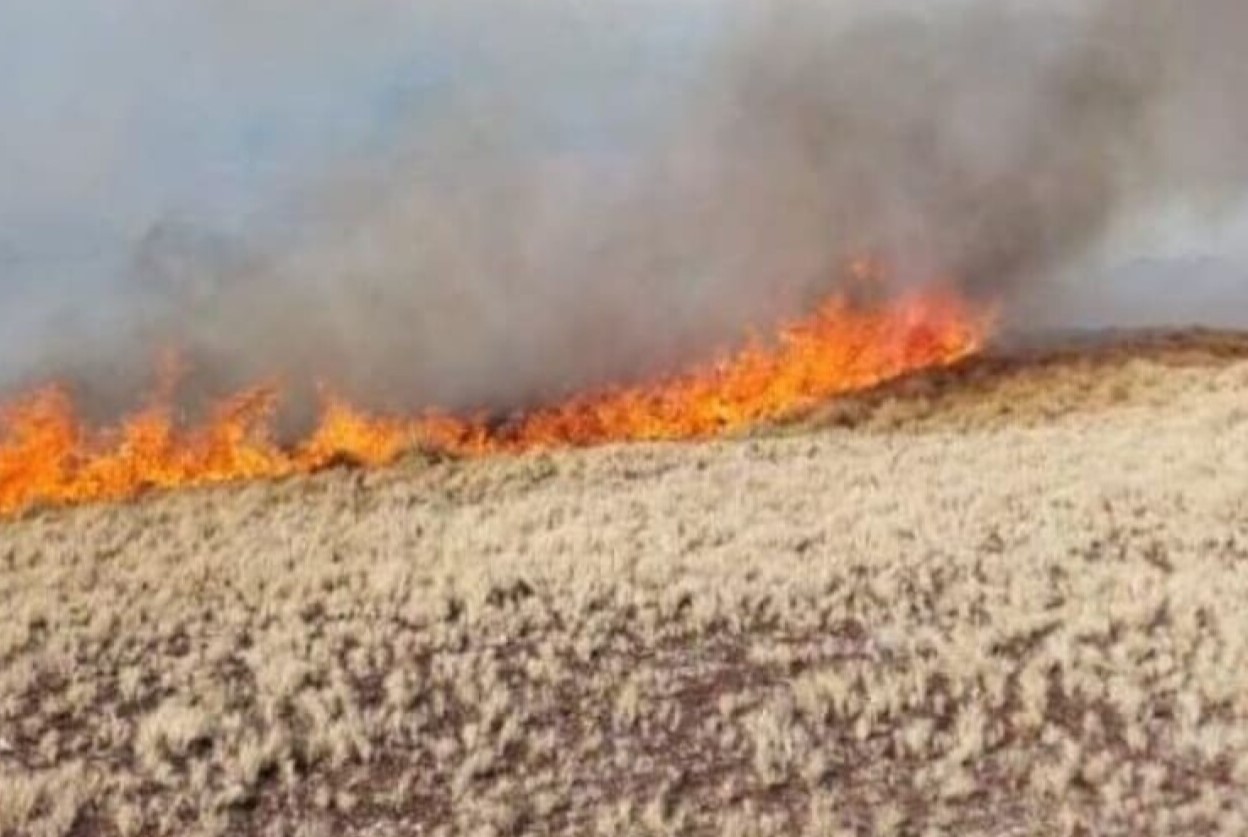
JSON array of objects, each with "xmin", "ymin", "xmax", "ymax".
[{"xmin": 0, "ymin": 281, "xmax": 993, "ymax": 516}]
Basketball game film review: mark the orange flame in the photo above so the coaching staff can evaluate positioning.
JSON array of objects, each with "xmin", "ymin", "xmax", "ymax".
[{"xmin": 0, "ymin": 280, "xmax": 993, "ymax": 516}]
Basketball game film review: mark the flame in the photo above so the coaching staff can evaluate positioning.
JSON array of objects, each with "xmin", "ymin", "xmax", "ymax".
[{"xmin": 0, "ymin": 280, "xmax": 993, "ymax": 516}]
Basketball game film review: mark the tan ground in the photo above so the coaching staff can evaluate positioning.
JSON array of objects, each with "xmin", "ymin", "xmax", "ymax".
[{"xmin": 3, "ymin": 331, "xmax": 1248, "ymax": 836}]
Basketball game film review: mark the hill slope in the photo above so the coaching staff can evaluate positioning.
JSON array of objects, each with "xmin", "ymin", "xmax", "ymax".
[{"xmin": 3, "ymin": 332, "xmax": 1248, "ymax": 836}]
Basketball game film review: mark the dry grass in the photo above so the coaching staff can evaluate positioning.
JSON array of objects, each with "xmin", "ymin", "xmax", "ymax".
[{"xmin": 3, "ymin": 331, "xmax": 1248, "ymax": 835}]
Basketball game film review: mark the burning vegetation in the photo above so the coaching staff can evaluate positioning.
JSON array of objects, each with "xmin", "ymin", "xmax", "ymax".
[
  {"xmin": 4, "ymin": 0, "xmax": 1245, "ymax": 520},
  {"xmin": 0, "ymin": 278, "xmax": 991, "ymax": 516}
]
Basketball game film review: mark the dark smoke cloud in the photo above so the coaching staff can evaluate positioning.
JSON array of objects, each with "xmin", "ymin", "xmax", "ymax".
[
  {"xmin": 684, "ymin": 0, "xmax": 1248, "ymax": 316},
  {"xmin": 8, "ymin": 0, "xmax": 1248, "ymax": 419}
]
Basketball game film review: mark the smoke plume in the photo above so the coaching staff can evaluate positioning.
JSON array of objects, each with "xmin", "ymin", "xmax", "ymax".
[{"xmin": 6, "ymin": 0, "xmax": 1248, "ymax": 419}]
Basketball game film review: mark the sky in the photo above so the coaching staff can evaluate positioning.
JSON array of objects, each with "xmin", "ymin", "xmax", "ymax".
[
  {"xmin": 2, "ymin": 0, "xmax": 1247, "ymax": 381},
  {"xmin": 0, "ymin": 1, "xmax": 719, "ymax": 314}
]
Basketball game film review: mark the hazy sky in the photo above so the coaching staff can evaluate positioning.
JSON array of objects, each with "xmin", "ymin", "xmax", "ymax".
[
  {"xmin": 2, "ymin": 0, "xmax": 1246, "ymax": 387},
  {"xmin": 0, "ymin": 1, "xmax": 717, "ymax": 293}
]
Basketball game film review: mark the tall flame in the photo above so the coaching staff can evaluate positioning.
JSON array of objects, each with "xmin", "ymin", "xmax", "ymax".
[{"xmin": 0, "ymin": 280, "xmax": 992, "ymax": 516}]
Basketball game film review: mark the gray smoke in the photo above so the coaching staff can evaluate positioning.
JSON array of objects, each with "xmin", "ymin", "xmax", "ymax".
[
  {"xmin": 8, "ymin": 0, "xmax": 1248, "ymax": 419},
  {"xmin": 687, "ymin": 0, "xmax": 1248, "ymax": 320}
]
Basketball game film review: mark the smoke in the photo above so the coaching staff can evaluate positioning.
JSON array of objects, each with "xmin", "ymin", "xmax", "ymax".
[
  {"xmin": 6, "ymin": 0, "xmax": 1248, "ymax": 418},
  {"xmin": 685, "ymin": 0, "xmax": 1248, "ymax": 323}
]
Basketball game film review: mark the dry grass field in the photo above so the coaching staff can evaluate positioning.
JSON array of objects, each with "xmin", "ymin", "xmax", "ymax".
[{"xmin": 3, "ymin": 331, "xmax": 1248, "ymax": 836}]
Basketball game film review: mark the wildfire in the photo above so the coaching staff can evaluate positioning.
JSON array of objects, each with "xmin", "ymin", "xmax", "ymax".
[{"xmin": 0, "ymin": 280, "xmax": 993, "ymax": 516}]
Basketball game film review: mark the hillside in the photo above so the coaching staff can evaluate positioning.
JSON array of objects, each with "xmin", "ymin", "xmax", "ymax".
[{"xmin": 3, "ymin": 331, "xmax": 1248, "ymax": 836}]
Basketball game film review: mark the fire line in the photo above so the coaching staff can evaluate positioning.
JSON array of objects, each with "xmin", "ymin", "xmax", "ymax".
[{"xmin": 0, "ymin": 281, "xmax": 993, "ymax": 516}]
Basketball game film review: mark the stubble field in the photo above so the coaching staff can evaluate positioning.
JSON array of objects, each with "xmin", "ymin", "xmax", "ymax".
[{"xmin": 3, "ymin": 331, "xmax": 1248, "ymax": 836}]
